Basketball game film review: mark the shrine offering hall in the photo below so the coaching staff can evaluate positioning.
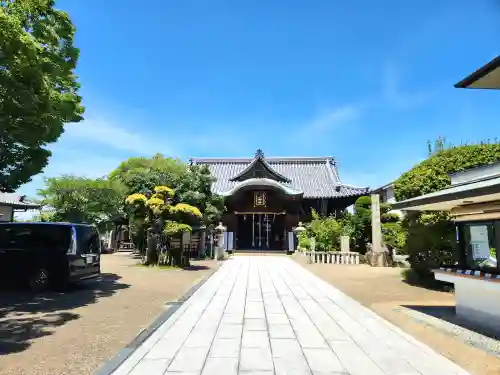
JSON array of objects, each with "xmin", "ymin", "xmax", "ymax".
[{"xmin": 191, "ymin": 150, "xmax": 369, "ymax": 251}]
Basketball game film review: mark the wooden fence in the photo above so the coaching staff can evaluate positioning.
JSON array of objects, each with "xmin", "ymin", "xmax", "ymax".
[{"xmin": 304, "ymin": 251, "xmax": 361, "ymax": 265}]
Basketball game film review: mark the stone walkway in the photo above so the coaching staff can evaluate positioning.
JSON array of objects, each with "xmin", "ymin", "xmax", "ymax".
[{"xmin": 110, "ymin": 256, "xmax": 470, "ymax": 375}]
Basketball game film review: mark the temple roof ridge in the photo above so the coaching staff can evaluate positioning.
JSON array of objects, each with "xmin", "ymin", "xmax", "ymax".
[{"xmin": 228, "ymin": 149, "xmax": 291, "ymax": 183}]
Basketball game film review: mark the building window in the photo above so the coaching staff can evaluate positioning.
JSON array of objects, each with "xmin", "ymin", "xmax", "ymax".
[{"xmin": 463, "ymin": 222, "xmax": 498, "ymax": 272}]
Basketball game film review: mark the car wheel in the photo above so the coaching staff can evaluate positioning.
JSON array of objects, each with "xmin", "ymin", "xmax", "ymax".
[{"xmin": 29, "ymin": 268, "xmax": 50, "ymax": 293}]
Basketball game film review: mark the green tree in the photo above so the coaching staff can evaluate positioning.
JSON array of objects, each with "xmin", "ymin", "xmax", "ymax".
[
  {"xmin": 176, "ymin": 164, "xmax": 224, "ymax": 227},
  {"xmin": 109, "ymin": 154, "xmax": 186, "ymax": 196},
  {"xmin": 0, "ymin": 0, "xmax": 84, "ymax": 192},
  {"xmin": 110, "ymin": 155, "xmax": 224, "ymax": 228},
  {"xmin": 38, "ymin": 176, "xmax": 125, "ymax": 232},
  {"xmin": 304, "ymin": 210, "xmax": 342, "ymax": 251},
  {"xmin": 347, "ymin": 196, "xmax": 405, "ymax": 254},
  {"xmin": 125, "ymin": 186, "xmax": 202, "ymax": 267}
]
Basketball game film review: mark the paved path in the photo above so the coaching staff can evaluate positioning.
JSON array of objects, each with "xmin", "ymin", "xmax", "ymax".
[{"xmin": 111, "ymin": 256, "xmax": 470, "ymax": 375}]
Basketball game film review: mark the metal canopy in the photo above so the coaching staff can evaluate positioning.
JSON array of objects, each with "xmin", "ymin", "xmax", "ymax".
[{"xmin": 391, "ymin": 176, "xmax": 500, "ymax": 212}]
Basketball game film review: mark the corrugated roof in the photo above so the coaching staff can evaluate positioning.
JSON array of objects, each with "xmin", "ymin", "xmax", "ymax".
[
  {"xmin": 191, "ymin": 156, "xmax": 370, "ymax": 199},
  {"xmin": 0, "ymin": 193, "xmax": 41, "ymax": 209}
]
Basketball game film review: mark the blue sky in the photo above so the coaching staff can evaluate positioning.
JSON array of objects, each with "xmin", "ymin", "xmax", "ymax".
[{"xmin": 18, "ymin": 0, "xmax": 500, "ymax": 198}]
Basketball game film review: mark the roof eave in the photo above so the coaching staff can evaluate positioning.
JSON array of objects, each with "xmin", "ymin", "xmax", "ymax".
[
  {"xmin": 1, "ymin": 202, "xmax": 41, "ymax": 209},
  {"xmin": 392, "ymin": 184, "xmax": 500, "ymax": 211},
  {"xmin": 454, "ymin": 55, "xmax": 500, "ymax": 89}
]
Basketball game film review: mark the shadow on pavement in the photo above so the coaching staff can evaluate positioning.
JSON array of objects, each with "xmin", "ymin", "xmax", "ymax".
[
  {"xmin": 402, "ymin": 304, "xmax": 500, "ymax": 342},
  {"xmin": 182, "ymin": 264, "xmax": 210, "ymax": 271},
  {"xmin": 0, "ymin": 273, "xmax": 130, "ymax": 355}
]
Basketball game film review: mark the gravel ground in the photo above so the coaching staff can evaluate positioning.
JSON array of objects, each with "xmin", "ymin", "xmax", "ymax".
[
  {"xmin": 0, "ymin": 252, "xmax": 217, "ymax": 375},
  {"xmin": 294, "ymin": 255, "xmax": 500, "ymax": 375}
]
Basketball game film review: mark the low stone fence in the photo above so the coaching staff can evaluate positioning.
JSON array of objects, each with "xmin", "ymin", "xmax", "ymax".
[{"xmin": 304, "ymin": 251, "xmax": 361, "ymax": 265}]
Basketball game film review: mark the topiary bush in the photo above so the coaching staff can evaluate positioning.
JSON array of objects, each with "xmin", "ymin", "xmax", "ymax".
[
  {"xmin": 394, "ymin": 143, "xmax": 500, "ymax": 282},
  {"xmin": 394, "ymin": 143, "xmax": 500, "ymax": 201}
]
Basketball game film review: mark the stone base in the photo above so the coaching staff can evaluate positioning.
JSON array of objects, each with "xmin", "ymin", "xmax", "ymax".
[{"xmin": 366, "ymin": 251, "xmax": 390, "ymax": 267}]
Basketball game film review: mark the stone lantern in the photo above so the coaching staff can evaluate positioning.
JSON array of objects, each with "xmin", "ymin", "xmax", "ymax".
[
  {"xmin": 292, "ymin": 222, "xmax": 306, "ymax": 253},
  {"xmin": 214, "ymin": 222, "xmax": 226, "ymax": 260}
]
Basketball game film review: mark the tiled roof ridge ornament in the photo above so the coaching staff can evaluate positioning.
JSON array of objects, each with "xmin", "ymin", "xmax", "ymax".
[{"xmin": 255, "ymin": 149, "xmax": 265, "ymax": 158}]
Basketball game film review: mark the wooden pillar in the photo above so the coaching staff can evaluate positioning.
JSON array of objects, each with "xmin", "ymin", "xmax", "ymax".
[{"xmin": 320, "ymin": 199, "xmax": 327, "ymax": 216}]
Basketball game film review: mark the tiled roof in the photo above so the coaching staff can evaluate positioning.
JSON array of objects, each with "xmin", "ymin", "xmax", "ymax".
[
  {"xmin": 191, "ymin": 156, "xmax": 370, "ymax": 199},
  {"xmin": 0, "ymin": 193, "xmax": 41, "ymax": 209}
]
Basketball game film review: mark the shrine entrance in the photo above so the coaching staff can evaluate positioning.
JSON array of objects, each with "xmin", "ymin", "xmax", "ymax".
[{"xmin": 236, "ymin": 213, "xmax": 286, "ymax": 250}]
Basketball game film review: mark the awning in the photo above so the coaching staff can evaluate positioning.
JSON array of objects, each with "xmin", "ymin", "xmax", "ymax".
[
  {"xmin": 391, "ymin": 176, "xmax": 500, "ymax": 211},
  {"xmin": 455, "ymin": 56, "xmax": 500, "ymax": 89},
  {"xmin": 220, "ymin": 178, "xmax": 303, "ymax": 197}
]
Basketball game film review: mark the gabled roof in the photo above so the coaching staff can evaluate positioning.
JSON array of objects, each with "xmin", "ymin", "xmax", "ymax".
[
  {"xmin": 0, "ymin": 193, "xmax": 40, "ymax": 209},
  {"xmin": 229, "ymin": 149, "xmax": 291, "ymax": 183},
  {"xmin": 191, "ymin": 152, "xmax": 370, "ymax": 199}
]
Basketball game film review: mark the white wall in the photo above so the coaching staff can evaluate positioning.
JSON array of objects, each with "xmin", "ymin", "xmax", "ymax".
[
  {"xmin": 0, "ymin": 205, "xmax": 13, "ymax": 221},
  {"xmin": 377, "ymin": 186, "xmax": 403, "ymax": 216},
  {"xmin": 435, "ymin": 272, "xmax": 500, "ymax": 333},
  {"xmin": 451, "ymin": 162, "xmax": 500, "ymax": 185}
]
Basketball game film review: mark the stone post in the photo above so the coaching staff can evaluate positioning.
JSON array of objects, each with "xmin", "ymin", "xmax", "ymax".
[
  {"xmin": 340, "ymin": 236, "xmax": 350, "ymax": 253},
  {"xmin": 371, "ymin": 194, "xmax": 382, "ymax": 254},
  {"xmin": 371, "ymin": 194, "xmax": 388, "ymax": 266}
]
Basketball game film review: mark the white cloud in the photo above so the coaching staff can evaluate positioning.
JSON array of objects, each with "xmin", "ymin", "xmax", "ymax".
[
  {"xmin": 381, "ymin": 62, "xmax": 435, "ymax": 109},
  {"xmin": 64, "ymin": 117, "xmax": 175, "ymax": 156},
  {"xmin": 290, "ymin": 105, "xmax": 364, "ymax": 144},
  {"xmin": 306, "ymin": 106, "xmax": 361, "ymax": 132}
]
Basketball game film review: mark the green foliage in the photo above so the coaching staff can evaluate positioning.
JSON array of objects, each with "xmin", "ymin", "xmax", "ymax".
[
  {"xmin": 347, "ymin": 196, "xmax": 406, "ymax": 254},
  {"xmin": 109, "ymin": 154, "xmax": 185, "ymax": 196},
  {"xmin": 382, "ymin": 222, "xmax": 406, "ymax": 250},
  {"xmin": 393, "ymin": 142, "xmax": 500, "ymax": 282},
  {"xmin": 111, "ymin": 157, "xmax": 223, "ymax": 227},
  {"xmin": 126, "ymin": 184, "xmax": 201, "ymax": 266},
  {"xmin": 164, "ymin": 221, "xmax": 192, "ymax": 236},
  {"xmin": 0, "ymin": 0, "xmax": 84, "ymax": 191},
  {"xmin": 394, "ymin": 143, "xmax": 500, "ymax": 201},
  {"xmin": 308, "ymin": 213, "xmax": 342, "ymax": 251},
  {"xmin": 171, "ymin": 203, "xmax": 202, "ymax": 217},
  {"xmin": 38, "ymin": 175, "xmax": 125, "ymax": 232},
  {"xmin": 427, "ymin": 136, "xmax": 453, "ymax": 157},
  {"xmin": 298, "ymin": 232, "xmax": 312, "ymax": 251},
  {"xmin": 175, "ymin": 164, "xmax": 224, "ymax": 227}
]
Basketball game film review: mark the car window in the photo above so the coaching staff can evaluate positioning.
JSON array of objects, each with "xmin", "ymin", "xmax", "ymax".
[
  {"xmin": 75, "ymin": 226, "xmax": 100, "ymax": 254},
  {"xmin": 0, "ymin": 224, "xmax": 71, "ymax": 251},
  {"xmin": 0, "ymin": 226, "xmax": 32, "ymax": 249}
]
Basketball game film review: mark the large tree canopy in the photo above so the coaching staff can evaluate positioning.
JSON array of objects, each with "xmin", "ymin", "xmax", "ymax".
[
  {"xmin": 0, "ymin": 0, "xmax": 84, "ymax": 192},
  {"xmin": 109, "ymin": 154, "xmax": 186, "ymax": 196},
  {"xmin": 38, "ymin": 176, "xmax": 125, "ymax": 231},
  {"xmin": 109, "ymin": 155, "xmax": 224, "ymax": 226}
]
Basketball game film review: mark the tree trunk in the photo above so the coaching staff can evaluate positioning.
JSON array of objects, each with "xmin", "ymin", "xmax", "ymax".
[{"xmin": 146, "ymin": 234, "xmax": 158, "ymax": 265}]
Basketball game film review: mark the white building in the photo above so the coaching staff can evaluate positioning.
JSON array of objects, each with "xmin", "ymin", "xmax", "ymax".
[
  {"xmin": 0, "ymin": 193, "xmax": 40, "ymax": 222},
  {"xmin": 371, "ymin": 183, "xmax": 403, "ymax": 216}
]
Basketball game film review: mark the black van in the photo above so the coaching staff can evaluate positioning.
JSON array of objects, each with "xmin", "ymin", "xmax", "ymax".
[{"xmin": 0, "ymin": 222, "xmax": 101, "ymax": 292}]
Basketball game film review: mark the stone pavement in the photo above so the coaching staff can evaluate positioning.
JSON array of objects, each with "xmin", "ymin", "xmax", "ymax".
[{"xmin": 110, "ymin": 256, "xmax": 470, "ymax": 375}]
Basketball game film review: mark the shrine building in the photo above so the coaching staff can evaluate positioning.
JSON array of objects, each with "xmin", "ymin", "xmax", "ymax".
[{"xmin": 190, "ymin": 149, "xmax": 369, "ymax": 251}]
